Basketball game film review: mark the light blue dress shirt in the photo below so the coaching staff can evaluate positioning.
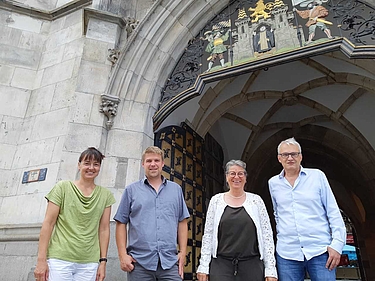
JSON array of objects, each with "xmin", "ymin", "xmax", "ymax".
[
  {"xmin": 268, "ymin": 166, "xmax": 346, "ymax": 261},
  {"xmin": 114, "ymin": 177, "xmax": 190, "ymax": 271}
]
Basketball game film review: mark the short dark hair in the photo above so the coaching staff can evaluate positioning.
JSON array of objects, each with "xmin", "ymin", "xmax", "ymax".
[{"xmin": 79, "ymin": 147, "xmax": 105, "ymax": 164}]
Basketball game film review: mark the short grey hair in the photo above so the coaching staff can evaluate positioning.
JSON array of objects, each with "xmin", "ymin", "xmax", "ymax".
[
  {"xmin": 277, "ymin": 137, "xmax": 302, "ymax": 154},
  {"xmin": 225, "ymin": 160, "xmax": 247, "ymax": 175},
  {"xmin": 225, "ymin": 160, "xmax": 247, "ymax": 190}
]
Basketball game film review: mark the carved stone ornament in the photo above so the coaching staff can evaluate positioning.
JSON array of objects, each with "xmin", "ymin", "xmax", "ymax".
[
  {"xmin": 125, "ymin": 17, "xmax": 139, "ymax": 36},
  {"xmin": 107, "ymin": 48, "xmax": 120, "ymax": 65},
  {"xmin": 99, "ymin": 94, "xmax": 121, "ymax": 129}
]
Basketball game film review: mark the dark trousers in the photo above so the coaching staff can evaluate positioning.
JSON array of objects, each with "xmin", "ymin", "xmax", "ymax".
[
  {"xmin": 128, "ymin": 261, "xmax": 181, "ymax": 281},
  {"xmin": 209, "ymin": 256, "xmax": 264, "ymax": 281}
]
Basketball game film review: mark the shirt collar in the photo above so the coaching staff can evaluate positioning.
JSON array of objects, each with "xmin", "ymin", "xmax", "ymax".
[
  {"xmin": 278, "ymin": 166, "xmax": 306, "ymax": 179},
  {"xmin": 143, "ymin": 175, "xmax": 167, "ymax": 185}
]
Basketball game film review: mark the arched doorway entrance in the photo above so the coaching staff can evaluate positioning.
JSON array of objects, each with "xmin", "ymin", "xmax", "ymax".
[
  {"xmin": 101, "ymin": 0, "xmax": 375, "ymax": 279},
  {"xmin": 150, "ymin": 1, "xmax": 375, "ymax": 280}
]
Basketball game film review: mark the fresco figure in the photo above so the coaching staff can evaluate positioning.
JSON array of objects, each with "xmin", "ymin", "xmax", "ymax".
[
  {"xmin": 294, "ymin": 0, "xmax": 334, "ymax": 45},
  {"xmin": 253, "ymin": 25, "xmax": 275, "ymax": 55},
  {"xmin": 204, "ymin": 28, "xmax": 231, "ymax": 72}
]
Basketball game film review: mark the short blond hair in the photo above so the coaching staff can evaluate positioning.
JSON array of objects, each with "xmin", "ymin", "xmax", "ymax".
[{"xmin": 142, "ymin": 146, "xmax": 164, "ymax": 162}]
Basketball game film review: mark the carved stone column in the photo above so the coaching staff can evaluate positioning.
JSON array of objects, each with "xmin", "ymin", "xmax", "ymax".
[{"xmin": 100, "ymin": 94, "xmax": 121, "ymax": 129}]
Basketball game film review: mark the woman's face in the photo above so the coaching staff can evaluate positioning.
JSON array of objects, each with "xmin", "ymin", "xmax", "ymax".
[
  {"xmin": 226, "ymin": 165, "xmax": 247, "ymax": 191},
  {"xmin": 78, "ymin": 156, "xmax": 101, "ymax": 180}
]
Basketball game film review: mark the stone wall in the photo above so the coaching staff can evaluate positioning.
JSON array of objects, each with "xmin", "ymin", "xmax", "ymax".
[{"xmin": 0, "ymin": 0, "xmax": 156, "ymax": 279}]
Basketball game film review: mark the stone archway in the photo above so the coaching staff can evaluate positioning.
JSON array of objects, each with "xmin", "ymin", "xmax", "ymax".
[{"xmin": 102, "ymin": 0, "xmax": 375, "ymax": 280}]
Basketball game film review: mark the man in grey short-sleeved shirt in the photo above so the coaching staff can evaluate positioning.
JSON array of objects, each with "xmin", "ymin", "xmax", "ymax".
[{"xmin": 114, "ymin": 146, "xmax": 190, "ymax": 281}]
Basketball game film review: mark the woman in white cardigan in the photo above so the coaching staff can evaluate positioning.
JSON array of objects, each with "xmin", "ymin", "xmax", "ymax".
[{"xmin": 197, "ymin": 160, "xmax": 278, "ymax": 281}]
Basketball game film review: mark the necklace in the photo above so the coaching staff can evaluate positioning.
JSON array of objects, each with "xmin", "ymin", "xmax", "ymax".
[{"xmin": 226, "ymin": 192, "xmax": 245, "ymax": 199}]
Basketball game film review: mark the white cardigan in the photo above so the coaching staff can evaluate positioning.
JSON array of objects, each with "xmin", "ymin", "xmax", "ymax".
[{"xmin": 197, "ymin": 192, "xmax": 278, "ymax": 278}]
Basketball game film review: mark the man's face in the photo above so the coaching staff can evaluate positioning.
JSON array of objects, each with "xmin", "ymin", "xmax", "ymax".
[
  {"xmin": 142, "ymin": 152, "xmax": 164, "ymax": 179},
  {"xmin": 278, "ymin": 143, "xmax": 302, "ymax": 171}
]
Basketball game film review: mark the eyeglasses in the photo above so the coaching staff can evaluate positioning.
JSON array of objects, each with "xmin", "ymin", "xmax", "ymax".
[
  {"xmin": 227, "ymin": 171, "xmax": 246, "ymax": 177},
  {"xmin": 278, "ymin": 152, "xmax": 301, "ymax": 159}
]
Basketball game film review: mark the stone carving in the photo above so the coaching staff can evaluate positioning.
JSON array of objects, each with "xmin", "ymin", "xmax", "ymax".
[
  {"xmin": 107, "ymin": 48, "xmax": 120, "ymax": 65},
  {"xmin": 99, "ymin": 94, "xmax": 121, "ymax": 129},
  {"xmin": 282, "ymin": 96, "xmax": 298, "ymax": 106},
  {"xmin": 125, "ymin": 17, "xmax": 139, "ymax": 36}
]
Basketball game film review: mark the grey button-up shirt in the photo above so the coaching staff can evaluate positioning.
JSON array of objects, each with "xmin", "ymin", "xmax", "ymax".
[{"xmin": 114, "ymin": 177, "xmax": 190, "ymax": 271}]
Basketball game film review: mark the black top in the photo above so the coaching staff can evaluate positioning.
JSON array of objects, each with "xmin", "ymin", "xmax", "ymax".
[{"xmin": 217, "ymin": 206, "xmax": 260, "ymax": 258}]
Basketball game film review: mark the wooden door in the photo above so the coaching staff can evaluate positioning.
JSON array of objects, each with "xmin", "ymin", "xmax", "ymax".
[{"xmin": 155, "ymin": 122, "xmax": 205, "ymax": 280}]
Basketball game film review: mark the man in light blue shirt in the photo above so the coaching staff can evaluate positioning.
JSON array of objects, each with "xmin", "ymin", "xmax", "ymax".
[
  {"xmin": 114, "ymin": 146, "xmax": 190, "ymax": 281},
  {"xmin": 268, "ymin": 137, "xmax": 346, "ymax": 281}
]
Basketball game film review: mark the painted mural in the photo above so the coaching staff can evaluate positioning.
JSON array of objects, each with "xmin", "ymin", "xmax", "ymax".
[
  {"xmin": 159, "ymin": 0, "xmax": 375, "ymax": 107},
  {"xmin": 201, "ymin": 0, "xmax": 341, "ymax": 72}
]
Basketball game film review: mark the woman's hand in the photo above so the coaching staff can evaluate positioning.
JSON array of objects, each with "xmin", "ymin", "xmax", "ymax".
[
  {"xmin": 265, "ymin": 277, "xmax": 278, "ymax": 281},
  {"xmin": 34, "ymin": 260, "xmax": 49, "ymax": 281},
  {"xmin": 197, "ymin": 272, "xmax": 208, "ymax": 281}
]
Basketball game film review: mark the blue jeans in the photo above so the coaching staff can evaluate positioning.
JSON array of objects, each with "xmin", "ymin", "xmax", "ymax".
[{"xmin": 276, "ymin": 252, "xmax": 336, "ymax": 281}]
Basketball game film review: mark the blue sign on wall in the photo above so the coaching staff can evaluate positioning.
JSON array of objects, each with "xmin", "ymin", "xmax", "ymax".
[{"xmin": 22, "ymin": 168, "xmax": 48, "ymax": 184}]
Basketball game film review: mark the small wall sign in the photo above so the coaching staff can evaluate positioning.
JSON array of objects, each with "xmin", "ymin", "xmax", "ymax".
[{"xmin": 22, "ymin": 168, "xmax": 47, "ymax": 184}]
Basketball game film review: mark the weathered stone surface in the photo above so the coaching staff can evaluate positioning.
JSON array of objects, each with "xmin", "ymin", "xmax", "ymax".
[
  {"xmin": 0, "ymin": 169, "xmax": 20, "ymax": 196},
  {"xmin": 76, "ymin": 60, "xmax": 111, "ymax": 94},
  {"xmin": 83, "ymin": 38, "xmax": 109, "ymax": 64},
  {"xmin": 0, "ymin": 115, "xmax": 22, "ymax": 145},
  {"xmin": 19, "ymin": 30, "xmax": 47, "ymax": 52},
  {"xmin": 11, "ymin": 67, "xmax": 37, "ymax": 90},
  {"xmin": 30, "ymin": 108, "xmax": 70, "ymax": 141},
  {"xmin": 0, "ymin": 254, "xmax": 38, "ymax": 281},
  {"xmin": 86, "ymin": 19, "xmax": 121, "ymax": 45},
  {"xmin": 39, "ymin": 45, "xmax": 65, "ymax": 69},
  {"xmin": 45, "ymin": 23, "xmax": 82, "ymax": 50},
  {"xmin": 63, "ymin": 10, "xmax": 82, "ymax": 29},
  {"xmin": 0, "ymin": 44, "xmax": 40, "ymax": 69},
  {"xmin": 117, "ymin": 100, "xmax": 148, "ymax": 132},
  {"xmin": 12, "ymin": 138, "xmax": 59, "ymax": 169},
  {"xmin": 63, "ymin": 123, "xmax": 104, "ymax": 152},
  {"xmin": 63, "ymin": 38, "xmax": 84, "ymax": 61},
  {"xmin": 89, "ymin": 94, "xmax": 105, "ymax": 126},
  {"xmin": 0, "ymin": 144, "xmax": 16, "ymax": 169},
  {"xmin": 0, "ymin": 25, "xmax": 22, "ymax": 47},
  {"xmin": 41, "ymin": 58, "xmax": 76, "ymax": 87},
  {"xmin": 7, "ymin": 13, "xmax": 43, "ymax": 33},
  {"xmin": 52, "ymin": 78, "xmax": 77, "ymax": 110},
  {"xmin": 0, "ymin": 64, "xmax": 14, "ymax": 85},
  {"xmin": 71, "ymin": 92, "xmax": 94, "ymax": 124},
  {"xmin": 25, "ymin": 84, "xmax": 55, "ymax": 117},
  {"xmin": 106, "ymin": 129, "xmax": 144, "ymax": 159},
  {"xmin": 0, "ymin": 85, "xmax": 30, "ymax": 117},
  {"xmin": 23, "ymin": 0, "xmax": 58, "ymax": 10}
]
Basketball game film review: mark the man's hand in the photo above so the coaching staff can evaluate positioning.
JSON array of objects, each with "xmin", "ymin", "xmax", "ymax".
[
  {"xmin": 119, "ymin": 254, "xmax": 136, "ymax": 272},
  {"xmin": 266, "ymin": 277, "xmax": 278, "ymax": 281},
  {"xmin": 197, "ymin": 272, "xmax": 208, "ymax": 281},
  {"xmin": 177, "ymin": 252, "xmax": 186, "ymax": 279},
  {"xmin": 326, "ymin": 246, "xmax": 341, "ymax": 270}
]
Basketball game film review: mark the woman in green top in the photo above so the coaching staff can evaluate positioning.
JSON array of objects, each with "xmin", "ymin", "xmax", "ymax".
[{"xmin": 34, "ymin": 147, "xmax": 116, "ymax": 281}]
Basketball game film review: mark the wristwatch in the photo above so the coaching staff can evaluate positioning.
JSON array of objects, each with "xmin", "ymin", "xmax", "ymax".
[{"xmin": 99, "ymin": 258, "xmax": 108, "ymax": 263}]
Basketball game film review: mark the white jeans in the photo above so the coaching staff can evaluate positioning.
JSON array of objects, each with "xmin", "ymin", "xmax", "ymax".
[{"xmin": 48, "ymin": 259, "xmax": 98, "ymax": 281}]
